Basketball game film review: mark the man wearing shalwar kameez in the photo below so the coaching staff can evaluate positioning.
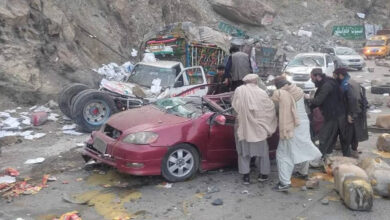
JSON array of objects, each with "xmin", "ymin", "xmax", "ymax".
[
  {"xmin": 271, "ymin": 76, "xmax": 322, "ymax": 191},
  {"xmin": 232, "ymin": 74, "xmax": 277, "ymax": 184}
]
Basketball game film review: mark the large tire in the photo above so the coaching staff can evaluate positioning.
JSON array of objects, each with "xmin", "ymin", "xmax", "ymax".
[
  {"xmin": 58, "ymin": 83, "xmax": 89, "ymax": 118},
  {"xmin": 371, "ymin": 86, "xmax": 390, "ymax": 94},
  {"xmin": 69, "ymin": 89, "xmax": 97, "ymax": 119},
  {"xmin": 161, "ymin": 144, "xmax": 199, "ymax": 182},
  {"xmin": 71, "ymin": 90, "xmax": 117, "ymax": 132}
]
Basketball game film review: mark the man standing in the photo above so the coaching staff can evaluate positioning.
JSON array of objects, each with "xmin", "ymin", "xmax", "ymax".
[
  {"xmin": 272, "ymin": 76, "xmax": 322, "ymax": 191},
  {"xmin": 333, "ymin": 68, "xmax": 368, "ymax": 158},
  {"xmin": 232, "ymin": 74, "xmax": 277, "ymax": 184},
  {"xmin": 224, "ymin": 46, "xmax": 252, "ymax": 91},
  {"xmin": 308, "ymin": 68, "xmax": 344, "ymax": 157}
]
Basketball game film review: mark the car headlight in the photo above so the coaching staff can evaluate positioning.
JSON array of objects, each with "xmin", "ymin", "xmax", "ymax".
[{"xmin": 122, "ymin": 132, "xmax": 159, "ymax": 145}]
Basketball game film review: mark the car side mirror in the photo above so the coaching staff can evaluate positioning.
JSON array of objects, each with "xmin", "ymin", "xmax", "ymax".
[
  {"xmin": 214, "ymin": 114, "xmax": 226, "ymax": 125},
  {"xmin": 174, "ymin": 80, "xmax": 184, "ymax": 88}
]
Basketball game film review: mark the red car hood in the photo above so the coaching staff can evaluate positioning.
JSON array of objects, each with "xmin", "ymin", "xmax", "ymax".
[{"xmin": 107, "ymin": 105, "xmax": 189, "ymax": 132}]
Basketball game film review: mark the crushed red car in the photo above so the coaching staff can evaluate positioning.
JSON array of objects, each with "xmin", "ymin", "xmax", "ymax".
[{"xmin": 83, "ymin": 92, "xmax": 279, "ymax": 182}]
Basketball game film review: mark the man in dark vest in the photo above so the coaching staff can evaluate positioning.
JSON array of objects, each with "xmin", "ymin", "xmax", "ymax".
[{"xmin": 224, "ymin": 46, "xmax": 252, "ymax": 91}]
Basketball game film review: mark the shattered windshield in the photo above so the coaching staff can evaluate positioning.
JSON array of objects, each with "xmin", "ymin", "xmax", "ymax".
[
  {"xmin": 128, "ymin": 64, "xmax": 176, "ymax": 88},
  {"xmin": 366, "ymin": 40, "xmax": 385, "ymax": 46},
  {"xmin": 153, "ymin": 97, "xmax": 203, "ymax": 119},
  {"xmin": 335, "ymin": 48, "xmax": 358, "ymax": 55},
  {"xmin": 287, "ymin": 56, "xmax": 324, "ymax": 67}
]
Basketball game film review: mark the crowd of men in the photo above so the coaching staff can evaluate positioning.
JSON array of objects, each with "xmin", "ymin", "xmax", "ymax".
[{"xmin": 217, "ymin": 46, "xmax": 368, "ymax": 191}]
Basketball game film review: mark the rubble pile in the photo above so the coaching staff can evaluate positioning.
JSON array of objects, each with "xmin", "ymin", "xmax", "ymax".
[{"xmin": 1, "ymin": 0, "xmax": 389, "ymax": 104}]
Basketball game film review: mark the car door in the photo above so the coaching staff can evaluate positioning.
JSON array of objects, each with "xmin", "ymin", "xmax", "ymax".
[
  {"xmin": 206, "ymin": 113, "xmax": 237, "ymax": 164},
  {"xmin": 170, "ymin": 66, "xmax": 209, "ymax": 97},
  {"xmin": 325, "ymin": 55, "xmax": 335, "ymax": 76}
]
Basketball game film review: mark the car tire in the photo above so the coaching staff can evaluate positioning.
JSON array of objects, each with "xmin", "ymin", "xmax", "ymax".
[
  {"xmin": 58, "ymin": 83, "xmax": 89, "ymax": 118},
  {"xmin": 71, "ymin": 90, "xmax": 117, "ymax": 132},
  {"xmin": 162, "ymin": 144, "xmax": 200, "ymax": 182},
  {"xmin": 371, "ymin": 86, "xmax": 390, "ymax": 94}
]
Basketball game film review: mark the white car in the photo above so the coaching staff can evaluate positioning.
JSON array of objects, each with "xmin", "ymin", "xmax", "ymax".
[
  {"xmin": 284, "ymin": 53, "xmax": 335, "ymax": 92},
  {"xmin": 333, "ymin": 47, "xmax": 365, "ymax": 70}
]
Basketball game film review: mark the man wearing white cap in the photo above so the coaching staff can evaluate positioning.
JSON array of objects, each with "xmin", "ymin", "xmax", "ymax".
[{"xmin": 232, "ymin": 74, "xmax": 277, "ymax": 184}]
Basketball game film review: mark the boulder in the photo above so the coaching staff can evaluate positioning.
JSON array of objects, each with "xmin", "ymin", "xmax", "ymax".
[
  {"xmin": 377, "ymin": 133, "xmax": 390, "ymax": 152},
  {"xmin": 324, "ymin": 156, "xmax": 358, "ymax": 175},
  {"xmin": 209, "ymin": 0, "xmax": 275, "ymax": 26},
  {"xmin": 359, "ymin": 157, "xmax": 390, "ymax": 197},
  {"xmin": 333, "ymin": 164, "xmax": 368, "ymax": 195},
  {"xmin": 375, "ymin": 115, "xmax": 390, "ymax": 129},
  {"xmin": 342, "ymin": 176, "xmax": 373, "ymax": 211}
]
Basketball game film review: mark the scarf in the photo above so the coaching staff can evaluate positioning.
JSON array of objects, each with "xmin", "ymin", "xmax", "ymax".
[
  {"xmin": 340, "ymin": 75, "xmax": 350, "ymax": 92},
  {"xmin": 271, "ymin": 84, "xmax": 303, "ymax": 139}
]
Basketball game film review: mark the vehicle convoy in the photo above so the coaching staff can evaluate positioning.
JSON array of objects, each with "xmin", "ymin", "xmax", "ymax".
[
  {"xmin": 58, "ymin": 61, "xmax": 210, "ymax": 132},
  {"xmin": 321, "ymin": 47, "xmax": 365, "ymax": 70},
  {"xmin": 363, "ymin": 35, "xmax": 390, "ymax": 58},
  {"xmin": 82, "ymin": 93, "xmax": 280, "ymax": 182},
  {"xmin": 283, "ymin": 53, "xmax": 335, "ymax": 92}
]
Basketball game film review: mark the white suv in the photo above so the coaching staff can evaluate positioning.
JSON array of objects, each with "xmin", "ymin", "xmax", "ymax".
[{"xmin": 284, "ymin": 53, "xmax": 335, "ymax": 92}]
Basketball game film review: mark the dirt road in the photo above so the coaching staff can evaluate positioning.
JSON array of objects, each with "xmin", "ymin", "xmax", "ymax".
[{"xmin": 1, "ymin": 60, "xmax": 390, "ymax": 220}]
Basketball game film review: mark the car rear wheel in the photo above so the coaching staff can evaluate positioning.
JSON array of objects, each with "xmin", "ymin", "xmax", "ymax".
[
  {"xmin": 58, "ymin": 83, "xmax": 89, "ymax": 118},
  {"xmin": 162, "ymin": 144, "xmax": 199, "ymax": 182},
  {"xmin": 71, "ymin": 90, "xmax": 117, "ymax": 132}
]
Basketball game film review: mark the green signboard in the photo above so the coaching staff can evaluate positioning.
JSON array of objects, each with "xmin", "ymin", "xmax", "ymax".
[
  {"xmin": 332, "ymin": 25, "xmax": 365, "ymax": 40},
  {"xmin": 218, "ymin": 22, "xmax": 246, "ymax": 37}
]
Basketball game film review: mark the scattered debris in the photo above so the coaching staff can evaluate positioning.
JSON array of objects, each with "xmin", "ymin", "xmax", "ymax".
[
  {"xmin": 62, "ymin": 130, "xmax": 83, "ymax": 136},
  {"xmin": 211, "ymin": 198, "xmax": 223, "ymax": 206},
  {"xmin": 297, "ymin": 29, "xmax": 312, "ymax": 38},
  {"xmin": 301, "ymin": 186, "xmax": 307, "ymax": 191},
  {"xmin": 31, "ymin": 112, "xmax": 48, "ymax": 126},
  {"xmin": 24, "ymin": 133, "xmax": 46, "ymax": 140},
  {"xmin": 93, "ymin": 62, "xmax": 134, "ymax": 81},
  {"xmin": 33, "ymin": 106, "xmax": 51, "ymax": 113},
  {"xmin": 24, "ymin": 157, "xmax": 45, "ymax": 164},
  {"xmin": 321, "ymin": 198, "xmax": 329, "ymax": 205},
  {"xmin": 207, "ymin": 186, "xmax": 220, "ymax": 194},
  {"xmin": 62, "ymin": 124, "xmax": 77, "ymax": 130},
  {"xmin": 241, "ymin": 190, "xmax": 249, "ymax": 194},
  {"xmin": 53, "ymin": 211, "xmax": 82, "ymax": 220},
  {"xmin": 1, "ymin": 174, "xmax": 49, "ymax": 198},
  {"xmin": 0, "ymin": 176, "xmax": 16, "ymax": 184},
  {"xmin": 157, "ymin": 182, "xmax": 173, "ymax": 189},
  {"xmin": 47, "ymin": 176, "xmax": 57, "ymax": 182},
  {"xmin": 369, "ymin": 109, "xmax": 382, "ymax": 113},
  {"xmin": 48, "ymin": 113, "xmax": 59, "ymax": 121},
  {"xmin": 305, "ymin": 179, "xmax": 319, "ymax": 189},
  {"xmin": 47, "ymin": 100, "xmax": 59, "ymax": 109},
  {"xmin": 5, "ymin": 168, "xmax": 19, "ymax": 177}
]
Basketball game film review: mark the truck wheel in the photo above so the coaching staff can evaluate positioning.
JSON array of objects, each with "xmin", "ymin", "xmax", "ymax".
[
  {"xmin": 58, "ymin": 83, "xmax": 89, "ymax": 118},
  {"xmin": 162, "ymin": 144, "xmax": 199, "ymax": 182},
  {"xmin": 71, "ymin": 90, "xmax": 117, "ymax": 132}
]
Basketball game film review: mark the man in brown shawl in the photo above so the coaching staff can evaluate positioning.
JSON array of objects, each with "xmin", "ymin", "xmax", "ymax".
[
  {"xmin": 232, "ymin": 74, "xmax": 277, "ymax": 184},
  {"xmin": 271, "ymin": 76, "xmax": 322, "ymax": 191}
]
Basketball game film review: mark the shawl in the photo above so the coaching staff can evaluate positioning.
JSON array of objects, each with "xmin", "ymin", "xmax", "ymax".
[{"xmin": 232, "ymin": 82, "xmax": 277, "ymax": 142}]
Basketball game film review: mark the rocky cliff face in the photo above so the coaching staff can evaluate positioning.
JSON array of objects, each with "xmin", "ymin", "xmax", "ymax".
[{"xmin": 0, "ymin": 0, "xmax": 389, "ymax": 104}]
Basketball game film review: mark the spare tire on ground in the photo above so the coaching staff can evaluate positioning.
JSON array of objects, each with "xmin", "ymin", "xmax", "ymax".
[
  {"xmin": 71, "ymin": 90, "xmax": 117, "ymax": 132},
  {"xmin": 58, "ymin": 83, "xmax": 89, "ymax": 118}
]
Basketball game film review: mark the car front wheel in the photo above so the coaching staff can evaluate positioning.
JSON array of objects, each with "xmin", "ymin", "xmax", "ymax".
[{"xmin": 162, "ymin": 144, "xmax": 199, "ymax": 182}]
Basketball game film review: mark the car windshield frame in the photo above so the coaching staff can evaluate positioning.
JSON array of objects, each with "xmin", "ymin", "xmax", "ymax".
[
  {"xmin": 127, "ymin": 64, "xmax": 177, "ymax": 88},
  {"xmin": 366, "ymin": 40, "xmax": 386, "ymax": 47},
  {"xmin": 287, "ymin": 55, "xmax": 324, "ymax": 67},
  {"xmin": 335, "ymin": 48, "xmax": 358, "ymax": 55},
  {"xmin": 153, "ymin": 97, "xmax": 205, "ymax": 119}
]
